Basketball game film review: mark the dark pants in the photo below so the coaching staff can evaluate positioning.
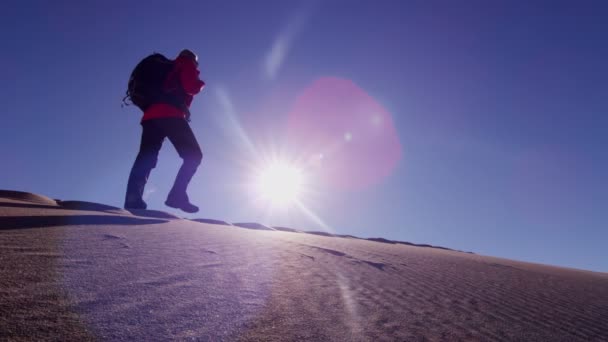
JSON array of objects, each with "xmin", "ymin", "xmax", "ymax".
[{"xmin": 125, "ymin": 118, "xmax": 203, "ymax": 206}]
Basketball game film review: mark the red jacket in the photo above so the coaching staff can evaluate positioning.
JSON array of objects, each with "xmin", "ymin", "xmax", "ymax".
[{"xmin": 142, "ymin": 55, "xmax": 205, "ymax": 121}]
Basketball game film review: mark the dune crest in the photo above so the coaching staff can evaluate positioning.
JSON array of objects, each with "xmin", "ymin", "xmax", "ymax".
[{"xmin": 1, "ymin": 190, "xmax": 606, "ymax": 341}]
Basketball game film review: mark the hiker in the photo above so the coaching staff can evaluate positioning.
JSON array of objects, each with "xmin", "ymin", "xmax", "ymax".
[{"xmin": 124, "ymin": 49, "xmax": 205, "ymax": 213}]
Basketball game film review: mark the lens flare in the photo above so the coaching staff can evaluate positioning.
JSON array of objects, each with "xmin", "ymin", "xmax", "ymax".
[{"xmin": 286, "ymin": 77, "xmax": 403, "ymax": 190}]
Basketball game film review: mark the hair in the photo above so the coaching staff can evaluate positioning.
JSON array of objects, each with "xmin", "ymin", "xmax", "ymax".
[{"xmin": 179, "ymin": 49, "xmax": 198, "ymax": 62}]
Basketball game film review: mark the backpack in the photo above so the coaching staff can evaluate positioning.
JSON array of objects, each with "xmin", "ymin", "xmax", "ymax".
[{"xmin": 123, "ymin": 53, "xmax": 179, "ymax": 112}]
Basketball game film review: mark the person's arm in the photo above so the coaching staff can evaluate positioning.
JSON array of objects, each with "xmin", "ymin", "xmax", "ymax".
[{"xmin": 178, "ymin": 58, "xmax": 205, "ymax": 95}]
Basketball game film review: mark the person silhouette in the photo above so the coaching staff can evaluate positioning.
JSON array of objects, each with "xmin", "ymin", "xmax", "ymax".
[{"xmin": 124, "ymin": 49, "xmax": 205, "ymax": 213}]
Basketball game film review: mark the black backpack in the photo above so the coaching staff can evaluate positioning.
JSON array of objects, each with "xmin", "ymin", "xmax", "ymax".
[{"xmin": 123, "ymin": 53, "xmax": 182, "ymax": 112}]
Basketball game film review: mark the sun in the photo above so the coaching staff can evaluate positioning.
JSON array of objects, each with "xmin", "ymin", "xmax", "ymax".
[{"xmin": 255, "ymin": 161, "xmax": 304, "ymax": 206}]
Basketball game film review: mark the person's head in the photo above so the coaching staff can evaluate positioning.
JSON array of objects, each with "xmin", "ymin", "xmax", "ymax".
[{"xmin": 178, "ymin": 49, "xmax": 198, "ymax": 65}]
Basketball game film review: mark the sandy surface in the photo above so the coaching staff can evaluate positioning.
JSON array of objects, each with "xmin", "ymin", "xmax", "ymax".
[{"xmin": 1, "ymin": 191, "xmax": 607, "ymax": 341}]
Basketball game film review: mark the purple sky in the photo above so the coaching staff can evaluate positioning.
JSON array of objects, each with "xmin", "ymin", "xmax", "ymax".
[{"xmin": 1, "ymin": 0, "xmax": 607, "ymax": 272}]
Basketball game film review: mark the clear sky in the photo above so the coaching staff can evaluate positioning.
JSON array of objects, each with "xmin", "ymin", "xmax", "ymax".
[{"xmin": 1, "ymin": 0, "xmax": 607, "ymax": 272}]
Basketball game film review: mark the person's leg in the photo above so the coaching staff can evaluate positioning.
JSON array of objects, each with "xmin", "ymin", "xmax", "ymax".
[
  {"xmin": 124, "ymin": 120, "xmax": 166, "ymax": 209},
  {"xmin": 164, "ymin": 118, "xmax": 203, "ymax": 213}
]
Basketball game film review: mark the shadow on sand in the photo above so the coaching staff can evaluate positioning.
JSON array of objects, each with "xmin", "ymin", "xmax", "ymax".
[
  {"xmin": 191, "ymin": 218, "xmax": 232, "ymax": 226},
  {"xmin": 233, "ymin": 222, "xmax": 275, "ymax": 231},
  {"xmin": 0, "ymin": 202, "xmax": 65, "ymax": 210},
  {"xmin": 0, "ymin": 215, "xmax": 168, "ymax": 230}
]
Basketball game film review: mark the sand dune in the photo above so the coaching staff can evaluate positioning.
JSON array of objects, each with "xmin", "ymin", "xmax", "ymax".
[{"xmin": 1, "ymin": 190, "xmax": 607, "ymax": 341}]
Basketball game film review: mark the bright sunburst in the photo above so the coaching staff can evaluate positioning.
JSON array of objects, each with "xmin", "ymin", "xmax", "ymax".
[{"xmin": 255, "ymin": 161, "xmax": 304, "ymax": 207}]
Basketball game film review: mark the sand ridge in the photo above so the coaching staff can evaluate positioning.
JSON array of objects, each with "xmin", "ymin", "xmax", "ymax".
[{"xmin": 1, "ymin": 190, "xmax": 607, "ymax": 341}]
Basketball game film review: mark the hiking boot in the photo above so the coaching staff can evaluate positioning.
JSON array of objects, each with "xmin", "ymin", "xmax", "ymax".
[
  {"xmin": 165, "ymin": 193, "xmax": 199, "ymax": 213},
  {"xmin": 124, "ymin": 198, "xmax": 147, "ymax": 210}
]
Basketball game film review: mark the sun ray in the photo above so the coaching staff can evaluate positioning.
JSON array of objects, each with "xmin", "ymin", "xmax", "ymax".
[
  {"xmin": 294, "ymin": 199, "xmax": 333, "ymax": 233},
  {"xmin": 214, "ymin": 87, "xmax": 257, "ymax": 155}
]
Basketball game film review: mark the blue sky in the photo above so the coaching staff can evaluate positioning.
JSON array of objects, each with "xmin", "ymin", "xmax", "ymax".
[{"xmin": 1, "ymin": 0, "xmax": 607, "ymax": 272}]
